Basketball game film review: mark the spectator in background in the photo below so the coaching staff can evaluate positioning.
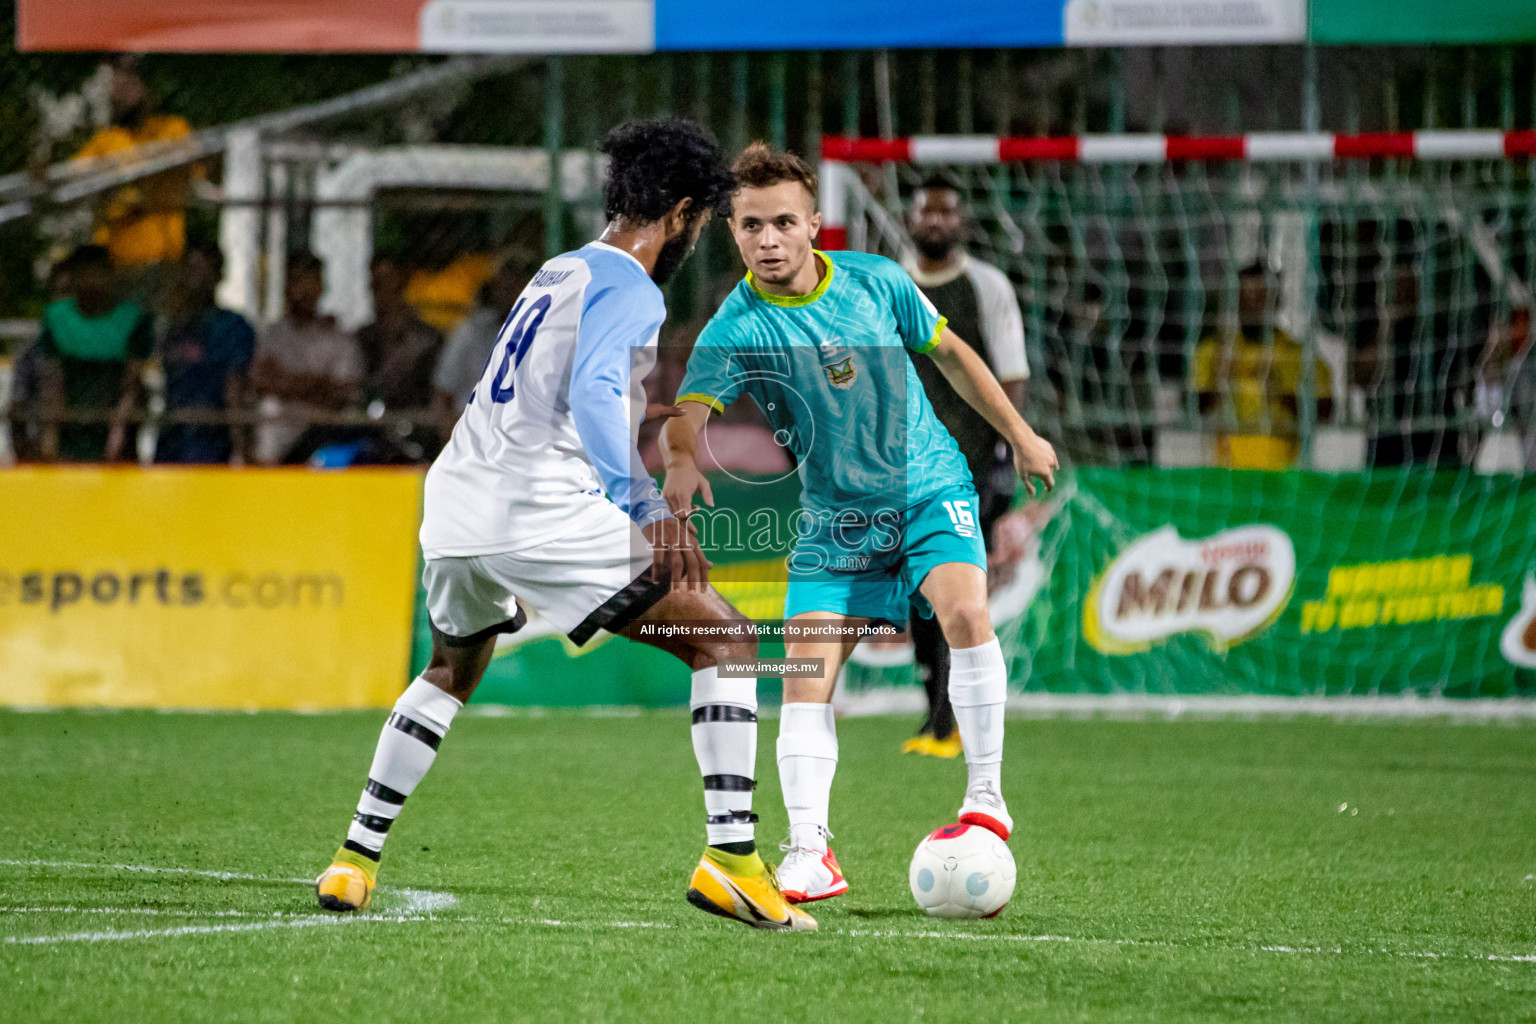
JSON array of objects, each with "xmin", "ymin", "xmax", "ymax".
[
  {"xmin": 1195, "ymin": 262, "xmax": 1333, "ymax": 470},
  {"xmin": 74, "ymin": 57, "xmax": 194, "ymax": 284},
  {"xmin": 1354, "ymin": 261, "xmax": 1473, "ymax": 468},
  {"xmin": 6, "ymin": 341, "xmax": 46, "ymax": 464},
  {"xmin": 1479, "ymin": 303, "xmax": 1535, "ymax": 471},
  {"xmin": 7, "ymin": 261, "xmax": 75, "ymax": 462},
  {"xmin": 250, "ymin": 254, "xmax": 363, "ymax": 465},
  {"xmin": 36, "ymin": 246, "xmax": 153, "ymax": 462},
  {"xmin": 429, "ymin": 258, "xmax": 531, "ymax": 439},
  {"xmin": 155, "ymin": 244, "xmax": 255, "ymax": 465},
  {"xmin": 359, "ymin": 257, "xmax": 443, "ymax": 414},
  {"xmin": 405, "ymin": 228, "xmax": 495, "ymax": 335},
  {"xmin": 900, "ymin": 173, "xmax": 1031, "ymax": 759},
  {"xmin": 355, "ymin": 256, "xmax": 445, "ymax": 459},
  {"xmin": 1045, "ymin": 279, "xmax": 1156, "ymax": 466}
]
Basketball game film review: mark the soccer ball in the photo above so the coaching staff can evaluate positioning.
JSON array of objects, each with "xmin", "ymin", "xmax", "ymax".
[{"xmin": 909, "ymin": 822, "xmax": 1016, "ymax": 919}]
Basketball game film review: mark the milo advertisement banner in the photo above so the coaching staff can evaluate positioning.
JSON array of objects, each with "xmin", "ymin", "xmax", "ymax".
[
  {"xmin": 1013, "ymin": 469, "xmax": 1536, "ymax": 698},
  {"xmin": 415, "ymin": 468, "xmax": 1536, "ymax": 706},
  {"xmin": 1081, "ymin": 523, "xmax": 1296, "ymax": 655}
]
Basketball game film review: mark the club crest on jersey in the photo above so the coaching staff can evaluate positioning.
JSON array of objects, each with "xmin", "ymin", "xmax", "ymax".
[{"xmin": 824, "ymin": 356, "xmax": 858, "ymax": 389}]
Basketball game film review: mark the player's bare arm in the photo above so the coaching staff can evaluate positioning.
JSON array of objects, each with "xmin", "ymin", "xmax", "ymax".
[
  {"xmin": 659, "ymin": 401, "xmax": 716, "ymax": 512},
  {"xmin": 925, "ymin": 327, "xmax": 1058, "ymax": 495}
]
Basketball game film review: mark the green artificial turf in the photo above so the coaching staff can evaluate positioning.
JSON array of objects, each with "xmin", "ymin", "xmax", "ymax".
[{"xmin": 2, "ymin": 709, "xmax": 1535, "ymax": 1023}]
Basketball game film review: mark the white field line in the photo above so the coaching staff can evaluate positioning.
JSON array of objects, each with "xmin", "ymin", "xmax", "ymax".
[
  {"xmin": 507, "ymin": 917, "xmax": 1536, "ymax": 963},
  {"xmin": 835, "ymin": 928, "xmax": 1536, "ymax": 963},
  {"xmin": 0, "ymin": 906, "xmax": 323, "ymax": 918},
  {"xmin": 12, "ymin": 910, "xmax": 1534, "ymax": 962},
  {"xmin": 6, "ymin": 917, "xmax": 345, "ymax": 945},
  {"xmin": 5, "ymin": 859, "xmax": 1531, "ymax": 963},
  {"xmin": 0, "ymin": 859, "xmax": 457, "ymax": 912},
  {"xmin": 4, "ymin": 913, "xmax": 428, "ymax": 946},
  {"xmin": 0, "ymin": 858, "xmax": 457, "ymax": 944},
  {"xmin": 0, "ymin": 858, "xmax": 312, "ymax": 884}
]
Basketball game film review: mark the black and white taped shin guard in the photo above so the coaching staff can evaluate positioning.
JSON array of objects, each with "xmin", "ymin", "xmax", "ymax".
[
  {"xmin": 690, "ymin": 666, "xmax": 758, "ymax": 847},
  {"xmin": 345, "ymin": 678, "xmax": 463, "ymax": 860}
]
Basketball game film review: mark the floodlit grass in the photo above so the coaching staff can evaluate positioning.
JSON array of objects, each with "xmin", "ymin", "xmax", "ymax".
[{"xmin": 2, "ymin": 709, "xmax": 1535, "ymax": 1022}]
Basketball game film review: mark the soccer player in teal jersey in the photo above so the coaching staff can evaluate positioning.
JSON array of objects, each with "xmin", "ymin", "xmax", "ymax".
[{"xmin": 661, "ymin": 144, "xmax": 1057, "ymax": 904}]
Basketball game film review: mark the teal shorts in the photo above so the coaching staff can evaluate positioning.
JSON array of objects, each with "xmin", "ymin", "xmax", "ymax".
[{"xmin": 783, "ymin": 486, "xmax": 989, "ymax": 626}]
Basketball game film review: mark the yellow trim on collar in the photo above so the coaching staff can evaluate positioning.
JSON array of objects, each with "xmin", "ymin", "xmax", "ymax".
[
  {"xmin": 676, "ymin": 392, "xmax": 725, "ymax": 414},
  {"xmin": 746, "ymin": 251, "xmax": 834, "ymax": 308},
  {"xmin": 913, "ymin": 316, "xmax": 948, "ymax": 355}
]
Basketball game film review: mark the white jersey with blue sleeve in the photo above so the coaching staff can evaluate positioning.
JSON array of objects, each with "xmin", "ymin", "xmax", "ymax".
[{"xmin": 420, "ymin": 241, "xmax": 672, "ymax": 560}]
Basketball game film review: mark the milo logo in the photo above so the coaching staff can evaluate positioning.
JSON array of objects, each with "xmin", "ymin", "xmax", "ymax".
[{"xmin": 1085, "ymin": 524, "xmax": 1296, "ymax": 654}]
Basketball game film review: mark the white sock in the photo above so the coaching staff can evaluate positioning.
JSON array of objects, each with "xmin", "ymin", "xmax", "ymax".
[
  {"xmin": 689, "ymin": 666, "xmax": 758, "ymax": 848},
  {"xmin": 345, "ymin": 677, "xmax": 463, "ymax": 860},
  {"xmin": 948, "ymin": 638, "xmax": 1006, "ymax": 791},
  {"xmin": 776, "ymin": 702, "xmax": 838, "ymax": 850}
]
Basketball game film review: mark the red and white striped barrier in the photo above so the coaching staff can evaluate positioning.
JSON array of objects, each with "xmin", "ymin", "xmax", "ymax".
[
  {"xmin": 821, "ymin": 131, "xmax": 1536, "ymax": 166},
  {"xmin": 816, "ymin": 131, "xmax": 1536, "ymax": 250}
]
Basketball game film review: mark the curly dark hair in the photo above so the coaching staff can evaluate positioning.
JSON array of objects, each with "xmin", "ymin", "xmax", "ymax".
[{"xmin": 599, "ymin": 117, "xmax": 736, "ymax": 225}]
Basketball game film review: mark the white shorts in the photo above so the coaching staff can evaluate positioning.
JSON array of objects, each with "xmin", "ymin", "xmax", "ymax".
[{"xmin": 422, "ymin": 514, "xmax": 665, "ymax": 648}]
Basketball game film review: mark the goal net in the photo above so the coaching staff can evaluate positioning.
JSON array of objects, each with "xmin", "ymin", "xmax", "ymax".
[{"xmin": 822, "ymin": 134, "xmax": 1536, "ymax": 701}]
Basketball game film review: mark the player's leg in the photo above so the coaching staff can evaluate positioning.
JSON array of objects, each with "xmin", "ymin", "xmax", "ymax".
[
  {"xmin": 918, "ymin": 560, "xmax": 1012, "ymax": 840},
  {"xmin": 775, "ymin": 612, "xmax": 866, "ymax": 903},
  {"xmin": 907, "ymin": 485, "xmax": 1007, "ymax": 760},
  {"xmin": 904, "ymin": 474, "xmax": 1007, "ymax": 757},
  {"xmin": 474, "ymin": 513, "xmax": 807, "ymax": 929},
  {"xmin": 316, "ymin": 621, "xmax": 498, "ymax": 911},
  {"xmin": 620, "ymin": 585, "xmax": 761, "ymax": 856},
  {"xmin": 904, "ymin": 602, "xmax": 958, "ymax": 756},
  {"xmin": 619, "ymin": 586, "xmax": 816, "ymax": 931},
  {"xmin": 316, "ymin": 555, "xmax": 514, "ymax": 912}
]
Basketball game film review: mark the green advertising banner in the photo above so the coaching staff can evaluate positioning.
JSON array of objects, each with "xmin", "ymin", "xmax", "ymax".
[
  {"xmin": 1309, "ymin": 0, "xmax": 1536, "ymax": 44},
  {"xmin": 413, "ymin": 469, "xmax": 1536, "ymax": 706},
  {"xmin": 1011, "ymin": 469, "xmax": 1536, "ymax": 699}
]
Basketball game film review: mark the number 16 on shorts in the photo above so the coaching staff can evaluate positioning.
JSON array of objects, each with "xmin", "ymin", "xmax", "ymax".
[{"xmin": 942, "ymin": 500, "xmax": 976, "ymax": 538}]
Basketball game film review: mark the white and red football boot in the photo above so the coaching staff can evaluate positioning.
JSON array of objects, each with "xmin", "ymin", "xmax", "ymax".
[
  {"xmin": 776, "ymin": 827, "xmax": 849, "ymax": 904},
  {"xmin": 958, "ymin": 778, "xmax": 1013, "ymax": 840}
]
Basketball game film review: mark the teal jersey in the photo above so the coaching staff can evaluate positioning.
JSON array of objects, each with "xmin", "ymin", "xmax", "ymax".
[{"xmin": 678, "ymin": 250, "xmax": 973, "ymax": 519}]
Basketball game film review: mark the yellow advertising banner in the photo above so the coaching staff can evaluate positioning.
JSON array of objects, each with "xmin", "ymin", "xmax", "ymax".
[{"xmin": 0, "ymin": 468, "xmax": 424, "ymax": 710}]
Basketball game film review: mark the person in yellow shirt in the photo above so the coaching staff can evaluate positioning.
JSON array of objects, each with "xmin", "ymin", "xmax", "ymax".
[
  {"xmin": 1194, "ymin": 263, "xmax": 1333, "ymax": 470},
  {"xmin": 405, "ymin": 252, "xmax": 495, "ymax": 335},
  {"xmin": 74, "ymin": 59, "xmax": 194, "ymax": 270}
]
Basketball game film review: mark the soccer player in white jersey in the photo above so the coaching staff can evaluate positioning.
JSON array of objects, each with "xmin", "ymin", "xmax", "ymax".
[
  {"xmin": 661, "ymin": 144, "xmax": 1057, "ymax": 904},
  {"xmin": 315, "ymin": 120, "xmax": 815, "ymax": 932}
]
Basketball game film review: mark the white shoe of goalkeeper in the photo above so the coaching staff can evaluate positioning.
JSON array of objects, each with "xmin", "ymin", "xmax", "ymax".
[{"xmin": 958, "ymin": 778, "xmax": 1013, "ymax": 840}]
